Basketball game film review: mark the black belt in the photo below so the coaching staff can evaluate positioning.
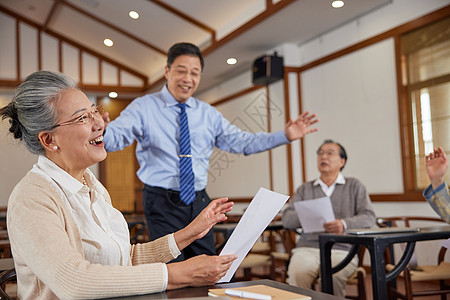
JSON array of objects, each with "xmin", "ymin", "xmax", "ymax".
[{"xmin": 144, "ymin": 185, "xmax": 205, "ymax": 196}]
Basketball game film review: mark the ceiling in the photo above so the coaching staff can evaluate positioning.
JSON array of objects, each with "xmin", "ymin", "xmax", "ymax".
[{"xmin": 0, "ymin": 0, "xmax": 392, "ymax": 94}]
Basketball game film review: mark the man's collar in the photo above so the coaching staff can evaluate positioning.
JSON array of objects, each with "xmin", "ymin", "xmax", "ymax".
[
  {"xmin": 161, "ymin": 85, "xmax": 197, "ymax": 108},
  {"xmin": 314, "ymin": 173, "xmax": 346, "ymax": 186}
]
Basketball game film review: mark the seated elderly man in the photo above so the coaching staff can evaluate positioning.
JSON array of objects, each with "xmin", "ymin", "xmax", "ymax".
[{"xmin": 282, "ymin": 139, "xmax": 375, "ymax": 298}]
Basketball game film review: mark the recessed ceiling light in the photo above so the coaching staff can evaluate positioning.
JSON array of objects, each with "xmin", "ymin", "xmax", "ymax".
[
  {"xmin": 129, "ymin": 11, "xmax": 139, "ymax": 19},
  {"xmin": 227, "ymin": 57, "xmax": 237, "ymax": 65},
  {"xmin": 104, "ymin": 38, "xmax": 114, "ymax": 47},
  {"xmin": 332, "ymin": 0, "xmax": 344, "ymax": 8},
  {"xmin": 109, "ymin": 91, "xmax": 118, "ymax": 98}
]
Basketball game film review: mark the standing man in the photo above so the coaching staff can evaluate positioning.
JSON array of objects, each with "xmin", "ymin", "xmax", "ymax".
[
  {"xmin": 282, "ymin": 139, "xmax": 375, "ymax": 298},
  {"xmin": 103, "ymin": 42, "xmax": 319, "ymax": 261}
]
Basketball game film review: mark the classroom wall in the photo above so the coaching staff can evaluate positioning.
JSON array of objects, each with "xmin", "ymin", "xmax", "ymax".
[
  {"xmin": 198, "ymin": 0, "xmax": 449, "ymax": 203},
  {"xmin": 0, "ymin": 0, "xmax": 448, "ymax": 264},
  {"xmin": 197, "ymin": 0, "xmax": 450, "ymax": 265}
]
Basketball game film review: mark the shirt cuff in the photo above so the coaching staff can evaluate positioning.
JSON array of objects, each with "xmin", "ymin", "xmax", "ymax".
[
  {"xmin": 162, "ymin": 263, "xmax": 168, "ymax": 290},
  {"xmin": 423, "ymin": 182, "xmax": 447, "ymax": 198},
  {"xmin": 164, "ymin": 233, "xmax": 181, "ymax": 290},
  {"xmin": 168, "ymin": 233, "xmax": 181, "ymax": 258},
  {"xmin": 340, "ymin": 219, "xmax": 348, "ymax": 231},
  {"xmin": 276, "ymin": 130, "xmax": 290, "ymax": 144}
]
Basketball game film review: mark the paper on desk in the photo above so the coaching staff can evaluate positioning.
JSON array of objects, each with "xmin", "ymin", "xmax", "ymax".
[
  {"xmin": 218, "ymin": 187, "xmax": 290, "ymax": 283},
  {"xmin": 293, "ymin": 197, "xmax": 335, "ymax": 233},
  {"xmin": 442, "ymin": 238, "xmax": 450, "ymax": 249}
]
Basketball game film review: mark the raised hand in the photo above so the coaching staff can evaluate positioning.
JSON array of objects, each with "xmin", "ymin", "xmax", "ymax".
[
  {"xmin": 285, "ymin": 111, "xmax": 319, "ymax": 141},
  {"xmin": 426, "ymin": 147, "xmax": 448, "ymax": 189}
]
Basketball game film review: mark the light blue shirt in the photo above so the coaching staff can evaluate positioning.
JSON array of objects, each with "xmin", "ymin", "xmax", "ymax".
[{"xmin": 103, "ymin": 86, "xmax": 289, "ymax": 191}]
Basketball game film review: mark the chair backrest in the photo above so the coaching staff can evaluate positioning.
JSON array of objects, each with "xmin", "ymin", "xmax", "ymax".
[
  {"xmin": 376, "ymin": 216, "xmax": 447, "ymax": 265},
  {"xmin": 279, "ymin": 229, "xmax": 297, "ymax": 256},
  {"xmin": 0, "ymin": 268, "xmax": 16, "ymax": 300},
  {"xmin": 376, "ymin": 216, "xmax": 445, "ymax": 228}
]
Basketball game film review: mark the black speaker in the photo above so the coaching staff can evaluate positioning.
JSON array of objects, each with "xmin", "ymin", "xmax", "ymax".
[{"xmin": 252, "ymin": 54, "xmax": 284, "ymax": 85}]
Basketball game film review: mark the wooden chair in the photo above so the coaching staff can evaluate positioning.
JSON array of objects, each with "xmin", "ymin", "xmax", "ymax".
[
  {"xmin": 0, "ymin": 241, "xmax": 11, "ymax": 259},
  {"xmin": 270, "ymin": 229, "xmax": 367, "ymax": 300},
  {"xmin": 236, "ymin": 253, "xmax": 273, "ymax": 281},
  {"xmin": 235, "ymin": 232, "xmax": 273, "ymax": 281},
  {"xmin": 270, "ymin": 229, "xmax": 297, "ymax": 283},
  {"xmin": 0, "ymin": 268, "xmax": 16, "ymax": 300},
  {"xmin": 376, "ymin": 216, "xmax": 450, "ymax": 300}
]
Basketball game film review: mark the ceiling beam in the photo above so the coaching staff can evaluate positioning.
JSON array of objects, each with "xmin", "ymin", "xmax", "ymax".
[
  {"xmin": 0, "ymin": 4, "xmax": 148, "ymax": 83},
  {"xmin": 145, "ymin": 0, "xmax": 297, "ymax": 91},
  {"xmin": 202, "ymin": 0, "xmax": 296, "ymax": 56},
  {"xmin": 43, "ymin": 0, "xmax": 61, "ymax": 31},
  {"xmin": 148, "ymin": 0, "xmax": 216, "ymax": 42},
  {"xmin": 60, "ymin": 0, "xmax": 167, "ymax": 56}
]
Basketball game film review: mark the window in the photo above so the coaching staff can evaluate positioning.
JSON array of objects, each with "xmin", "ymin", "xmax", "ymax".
[{"xmin": 402, "ymin": 17, "xmax": 450, "ymax": 189}]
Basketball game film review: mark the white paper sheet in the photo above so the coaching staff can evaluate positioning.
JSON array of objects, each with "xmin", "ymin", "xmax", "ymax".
[
  {"xmin": 442, "ymin": 238, "xmax": 450, "ymax": 249},
  {"xmin": 293, "ymin": 197, "xmax": 335, "ymax": 233},
  {"xmin": 218, "ymin": 187, "xmax": 290, "ymax": 283}
]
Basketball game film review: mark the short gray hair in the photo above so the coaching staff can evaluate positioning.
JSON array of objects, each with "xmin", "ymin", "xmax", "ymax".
[{"xmin": 0, "ymin": 70, "xmax": 77, "ymax": 155}]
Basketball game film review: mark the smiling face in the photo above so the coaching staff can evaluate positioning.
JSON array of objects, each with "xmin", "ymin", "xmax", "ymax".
[
  {"xmin": 47, "ymin": 88, "xmax": 106, "ymax": 177},
  {"xmin": 164, "ymin": 54, "xmax": 202, "ymax": 103},
  {"xmin": 317, "ymin": 143, "xmax": 346, "ymax": 177}
]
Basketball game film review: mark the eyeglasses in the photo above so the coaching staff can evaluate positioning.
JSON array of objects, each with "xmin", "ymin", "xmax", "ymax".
[
  {"xmin": 317, "ymin": 150, "xmax": 339, "ymax": 157},
  {"xmin": 171, "ymin": 67, "xmax": 201, "ymax": 79},
  {"xmin": 52, "ymin": 105, "xmax": 104, "ymax": 129}
]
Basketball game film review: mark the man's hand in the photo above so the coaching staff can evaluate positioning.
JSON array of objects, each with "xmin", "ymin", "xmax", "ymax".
[
  {"xmin": 285, "ymin": 111, "xmax": 319, "ymax": 141},
  {"xmin": 102, "ymin": 111, "xmax": 110, "ymax": 128},
  {"xmin": 426, "ymin": 147, "xmax": 448, "ymax": 189},
  {"xmin": 323, "ymin": 219, "xmax": 345, "ymax": 233}
]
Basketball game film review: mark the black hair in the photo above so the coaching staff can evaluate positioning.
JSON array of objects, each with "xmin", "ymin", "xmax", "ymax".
[
  {"xmin": 167, "ymin": 42, "xmax": 204, "ymax": 71},
  {"xmin": 317, "ymin": 139, "xmax": 348, "ymax": 170}
]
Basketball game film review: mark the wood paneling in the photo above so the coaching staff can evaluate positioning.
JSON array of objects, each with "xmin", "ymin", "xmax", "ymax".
[{"xmin": 99, "ymin": 98, "xmax": 138, "ymax": 212}]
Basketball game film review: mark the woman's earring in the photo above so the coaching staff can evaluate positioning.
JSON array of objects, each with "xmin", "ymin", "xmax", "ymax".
[{"xmin": 53, "ymin": 145, "xmax": 58, "ymax": 151}]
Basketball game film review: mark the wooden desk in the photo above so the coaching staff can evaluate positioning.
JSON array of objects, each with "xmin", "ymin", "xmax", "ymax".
[
  {"xmin": 319, "ymin": 225, "xmax": 450, "ymax": 300},
  {"xmin": 112, "ymin": 279, "xmax": 341, "ymax": 299}
]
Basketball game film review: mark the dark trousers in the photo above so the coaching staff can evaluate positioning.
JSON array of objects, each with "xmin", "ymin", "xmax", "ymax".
[{"xmin": 142, "ymin": 185, "xmax": 216, "ymax": 262}]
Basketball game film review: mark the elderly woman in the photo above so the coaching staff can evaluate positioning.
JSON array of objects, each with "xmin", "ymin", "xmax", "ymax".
[{"xmin": 0, "ymin": 70, "xmax": 236, "ymax": 299}]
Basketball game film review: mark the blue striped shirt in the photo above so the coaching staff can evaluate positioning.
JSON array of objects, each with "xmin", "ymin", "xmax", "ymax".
[{"xmin": 103, "ymin": 85, "xmax": 289, "ymax": 191}]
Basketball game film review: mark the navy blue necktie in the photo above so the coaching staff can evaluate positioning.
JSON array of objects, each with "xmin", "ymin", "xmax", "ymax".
[{"xmin": 177, "ymin": 103, "xmax": 195, "ymax": 205}]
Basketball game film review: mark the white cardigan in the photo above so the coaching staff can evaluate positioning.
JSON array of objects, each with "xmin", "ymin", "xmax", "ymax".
[{"xmin": 7, "ymin": 171, "xmax": 176, "ymax": 299}]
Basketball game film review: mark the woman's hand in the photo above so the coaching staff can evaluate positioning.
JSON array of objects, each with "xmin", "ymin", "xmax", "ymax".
[
  {"xmin": 426, "ymin": 147, "xmax": 448, "ymax": 189},
  {"xmin": 166, "ymin": 254, "xmax": 237, "ymax": 289},
  {"xmin": 174, "ymin": 198, "xmax": 233, "ymax": 250}
]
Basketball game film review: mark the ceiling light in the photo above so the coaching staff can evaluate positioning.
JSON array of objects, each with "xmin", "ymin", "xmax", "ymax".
[
  {"xmin": 332, "ymin": 1, "xmax": 344, "ymax": 8},
  {"xmin": 227, "ymin": 57, "xmax": 237, "ymax": 65},
  {"xmin": 104, "ymin": 39, "xmax": 114, "ymax": 47},
  {"xmin": 109, "ymin": 91, "xmax": 118, "ymax": 98},
  {"xmin": 129, "ymin": 11, "xmax": 139, "ymax": 19}
]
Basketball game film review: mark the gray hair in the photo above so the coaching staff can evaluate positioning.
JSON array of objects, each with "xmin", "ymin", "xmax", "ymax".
[{"xmin": 0, "ymin": 70, "xmax": 77, "ymax": 155}]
